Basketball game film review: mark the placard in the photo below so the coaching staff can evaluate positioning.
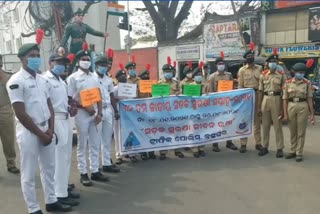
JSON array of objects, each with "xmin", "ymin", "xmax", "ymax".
[
  {"xmin": 80, "ymin": 87, "xmax": 101, "ymax": 107},
  {"xmin": 183, "ymin": 84, "xmax": 202, "ymax": 96},
  {"xmin": 218, "ymin": 80, "xmax": 234, "ymax": 92},
  {"xmin": 118, "ymin": 83, "xmax": 137, "ymax": 98},
  {"xmin": 139, "ymin": 80, "xmax": 157, "ymax": 93},
  {"xmin": 152, "ymin": 84, "xmax": 170, "ymax": 97}
]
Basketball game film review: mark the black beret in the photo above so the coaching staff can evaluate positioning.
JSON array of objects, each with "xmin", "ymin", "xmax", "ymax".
[
  {"xmin": 125, "ymin": 62, "xmax": 136, "ymax": 69},
  {"xmin": 49, "ymin": 53, "xmax": 70, "ymax": 64},
  {"xmin": 215, "ymin": 57, "xmax": 225, "ymax": 64},
  {"xmin": 291, "ymin": 63, "xmax": 307, "ymax": 72},
  {"xmin": 192, "ymin": 67, "xmax": 202, "ymax": 77},
  {"xmin": 73, "ymin": 8, "xmax": 85, "ymax": 16},
  {"xmin": 116, "ymin": 70, "xmax": 127, "ymax": 78},
  {"xmin": 266, "ymin": 54, "xmax": 279, "ymax": 62},
  {"xmin": 243, "ymin": 50, "xmax": 255, "ymax": 59},
  {"xmin": 17, "ymin": 43, "xmax": 39, "ymax": 58},
  {"xmin": 75, "ymin": 50, "xmax": 91, "ymax": 60},
  {"xmin": 183, "ymin": 65, "xmax": 193, "ymax": 75},
  {"xmin": 162, "ymin": 64, "xmax": 171, "ymax": 71},
  {"xmin": 139, "ymin": 70, "xmax": 149, "ymax": 77},
  {"xmin": 95, "ymin": 54, "xmax": 108, "ymax": 64}
]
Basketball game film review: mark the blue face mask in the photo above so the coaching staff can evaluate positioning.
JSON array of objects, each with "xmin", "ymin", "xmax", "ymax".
[
  {"xmin": 164, "ymin": 72, "xmax": 173, "ymax": 79},
  {"xmin": 52, "ymin": 64, "xmax": 65, "ymax": 76},
  {"xmin": 27, "ymin": 57, "xmax": 41, "ymax": 72},
  {"xmin": 295, "ymin": 72, "xmax": 304, "ymax": 80},
  {"xmin": 194, "ymin": 76, "xmax": 203, "ymax": 83},
  {"xmin": 269, "ymin": 62, "xmax": 277, "ymax": 71},
  {"xmin": 129, "ymin": 69, "xmax": 136, "ymax": 76},
  {"xmin": 98, "ymin": 66, "xmax": 108, "ymax": 75}
]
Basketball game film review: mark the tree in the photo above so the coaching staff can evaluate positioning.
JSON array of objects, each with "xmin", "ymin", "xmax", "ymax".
[{"xmin": 134, "ymin": 0, "xmax": 260, "ymax": 44}]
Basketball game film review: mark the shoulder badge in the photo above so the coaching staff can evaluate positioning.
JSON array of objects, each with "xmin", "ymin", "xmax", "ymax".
[
  {"xmin": 261, "ymin": 70, "xmax": 269, "ymax": 75},
  {"xmin": 303, "ymin": 78, "xmax": 310, "ymax": 84},
  {"xmin": 9, "ymin": 84, "xmax": 19, "ymax": 90}
]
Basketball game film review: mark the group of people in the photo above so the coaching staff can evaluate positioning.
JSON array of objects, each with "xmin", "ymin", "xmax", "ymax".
[{"xmin": 0, "ymin": 8, "xmax": 316, "ymax": 214}]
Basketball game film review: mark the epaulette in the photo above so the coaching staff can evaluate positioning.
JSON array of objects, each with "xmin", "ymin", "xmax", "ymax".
[
  {"xmin": 285, "ymin": 78, "xmax": 293, "ymax": 83},
  {"xmin": 276, "ymin": 70, "xmax": 284, "ymax": 75},
  {"xmin": 261, "ymin": 70, "xmax": 269, "ymax": 75},
  {"xmin": 303, "ymin": 78, "xmax": 310, "ymax": 84}
]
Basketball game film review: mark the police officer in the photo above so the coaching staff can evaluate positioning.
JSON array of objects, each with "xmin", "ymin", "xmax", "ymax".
[
  {"xmin": 237, "ymin": 47, "xmax": 263, "ymax": 153},
  {"xmin": 258, "ymin": 51, "xmax": 286, "ymax": 157},
  {"xmin": 138, "ymin": 65, "xmax": 156, "ymax": 160},
  {"xmin": 44, "ymin": 54, "xmax": 80, "ymax": 207},
  {"xmin": 190, "ymin": 66, "xmax": 206, "ymax": 158},
  {"xmin": 158, "ymin": 63, "xmax": 185, "ymax": 160},
  {"xmin": 58, "ymin": 8, "xmax": 109, "ymax": 73},
  {"xmin": 179, "ymin": 63, "xmax": 194, "ymax": 90},
  {"xmin": 283, "ymin": 62, "xmax": 315, "ymax": 162},
  {"xmin": 7, "ymin": 43, "xmax": 71, "ymax": 213},
  {"xmin": 208, "ymin": 56, "xmax": 238, "ymax": 152},
  {"xmin": 93, "ymin": 54, "xmax": 120, "ymax": 173},
  {"xmin": 0, "ymin": 54, "xmax": 20, "ymax": 174},
  {"xmin": 67, "ymin": 46, "xmax": 108, "ymax": 186}
]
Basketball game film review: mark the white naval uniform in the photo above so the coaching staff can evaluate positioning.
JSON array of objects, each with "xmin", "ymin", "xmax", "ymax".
[
  {"xmin": 93, "ymin": 72, "xmax": 114, "ymax": 166},
  {"xmin": 67, "ymin": 69, "xmax": 101, "ymax": 175},
  {"xmin": 6, "ymin": 68, "xmax": 57, "ymax": 213},
  {"xmin": 44, "ymin": 71, "xmax": 72, "ymax": 198},
  {"xmin": 113, "ymin": 85, "xmax": 131, "ymax": 159}
]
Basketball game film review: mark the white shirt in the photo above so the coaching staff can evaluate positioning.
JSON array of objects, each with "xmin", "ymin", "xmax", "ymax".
[
  {"xmin": 93, "ymin": 72, "xmax": 114, "ymax": 106},
  {"xmin": 43, "ymin": 71, "xmax": 68, "ymax": 114},
  {"xmin": 66, "ymin": 69, "xmax": 101, "ymax": 106},
  {"xmin": 6, "ymin": 68, "xmax": 51, "ymax": 124}
]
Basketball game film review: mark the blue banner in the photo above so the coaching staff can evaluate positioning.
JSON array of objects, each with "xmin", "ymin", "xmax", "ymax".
[{"xmin": 119, "ymin": 89, "xmax": 255, "ymax": 155}]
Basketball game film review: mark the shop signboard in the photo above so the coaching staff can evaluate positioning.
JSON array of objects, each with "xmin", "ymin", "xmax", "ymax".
[
  {"xmin": 263, "ymin": 44, "xmax": 320, "ymax": 58},
  {"xmin": 309, "ymin": 7, "xmax": 320, "ymax": 42},
  {"xmin": 176, "ymin": 45, "xmax": 200, "ymax": 60}
]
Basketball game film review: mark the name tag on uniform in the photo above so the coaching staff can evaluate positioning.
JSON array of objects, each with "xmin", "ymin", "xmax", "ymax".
[
  {"xmin": 29, "ymin": 85, "xmax": 36, "ymax": 88},
  {"xmin": 79, "ymin": 79, "xmax": 85, "ymax": 83},
  {"xmin": 53, "ymin": 85, "xmax": 60, "ymax": 88}
]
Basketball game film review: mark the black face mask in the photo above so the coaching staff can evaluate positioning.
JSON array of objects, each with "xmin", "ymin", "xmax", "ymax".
[
  {"xmin": 141, "ymin": 75, "xmax": 150, "ymax": 80},
  {"xmin": 247, "ymin": 58, "xmax": 254, "ymax": 64},
  {"xmin": 60, "ymin": 74, "xmax": 68, "ymax": 81},
  {"xmin": 118, "ymin": 76, "xmax": 127, "ymax": 83}
]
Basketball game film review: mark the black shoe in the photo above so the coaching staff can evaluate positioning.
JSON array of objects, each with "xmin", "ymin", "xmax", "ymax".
[
  {"xmin": 159, "ymin": 153, "xmax": 167, "ymax": 160},
  {"xmin": 184, "ymin": 147, "xmax": 190, "ymax": 151},
  {"xmin": 149, "ymin": 152, "xmax": 156, "ymax": 159},
  {"xmin": 212, "ymin": 143, "xmax": 221, "ymax": 152},
  {"xmin": 130, "ymin": 156, "xmax": 138, "ymax": 163},
  {"xmin": 68, "ymin": 191, "xmax": 80, "ymax": 199},
  {"xmin": 30, "ymin": 210, "xmax": 43, "ymax": 214},
  {"xmin": 226, "ymin": 141, "xmax": 238, "ymax": 150},
  {"xmin": 68, "ymin": 183, "xmax": 75, "ymax": 190},
  {"xmin": 193, "ymin": 152, "xmax": 200, "ymax": 158},
  {"xmin": 255, "ymin": 144, "xmax": 263, "ymax": 151},
  {"xmin": 124, "ymin": 155, "xmax": 130, "ymax": 159},
  {"xmin": 45, "ymin": 201, "xmax": 72, "ymax": 212},
  {"xmin": 296, "ymin": 155, "xmax": 303, "ymax": 162},
  {"xmin": 276, "ymin": 149, "xmax": 284, "ymax": 158},
  {"xmin": 57, "ymin": 197, "xmax": 80, "ymax": 207},
  {"xmin": 80, "ymin": 174, "xmax": 93, "ymax": 186},
  {"xmin": 285, "ymin": 153, "xmax": 296, "ymax": 159},
  {"xmin": 175, "ymin": 151, "xmax": 184, "ymax": 158},
  {"xmin": 141, "ymin": 153, "xmax": 149, "ymax": 160},
  {"xmin": 115, "ymin": 158, "xmax": 123, "ymax": 165},
  {"xmin": 258, "ymin": 148, "xmax": 269, "ymax": 156},
  {"xmin": 199, "ymin": 150, "xmax": 206, "ymax": 157},
  {"xmin": 91, "ymin": 172, "xmax": 109, "ymax": 182},
  {"xmin": 102, "ymin": 165, "xmax": 120, "ymax": 173},
  {"xmin": 7, "ymin": 166, "xmax": 20, "ymax": 174},
  {"xmin": 239, "ymin": 145, "xmax": 246, "ymax": 153}
]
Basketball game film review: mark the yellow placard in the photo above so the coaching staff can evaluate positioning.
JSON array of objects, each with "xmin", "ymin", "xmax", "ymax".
[
  {"xmin": 218, "ymin": 80, "xmax": 234, "ymax": 92},
  {"xmin": 80, "ymin": 87, "xmax": 101, "ymax": 107},
  {"xmin": 139, "ymin": 80, "xmax": 157, "ymax": 93}
]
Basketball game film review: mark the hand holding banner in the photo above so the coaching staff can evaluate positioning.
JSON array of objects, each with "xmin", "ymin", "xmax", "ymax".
[
  {"xmin": 218, "ymin": 80, "xmax": 233, "ymax": 92},
  {"xmin": 80, "ymin": 87, "xmax": 101, "ymax": 107}
]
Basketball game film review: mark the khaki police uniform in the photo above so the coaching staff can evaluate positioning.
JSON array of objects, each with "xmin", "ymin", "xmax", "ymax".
[
  {"xmin": 44, "ymin": 71, "xmax": 73, "ymax": 199},
  {"xmin": 282, "ymin": 78, "xmax": 313, "ymax": 156},
  {"xmin": 93, "ymin": 72, "xmax": 114, "ymax": 167},
  {"xmin": 259, "ymin": 69, "xmax": 286, "ymax": 150},
  {"xmin": 67, "ymin": 69, "xmax": 102, "ymax": 175},
  {"xmin": 237, "ymin": 64, "xmax": 262, "ymax": 146},
  {"xmin": 0, "ymin": 70, "xmax": 17, "ymax": 168},
  {"xmin": 7, "ymin": 68, "xmax": 57, "ymax": 213},
  {"xmin": 208, "ymin": 71, "xmax": 233, "ymax": 92},
  {"xmin": 158, "ymin": 78, "xmax": 181, "ymax": 155}
]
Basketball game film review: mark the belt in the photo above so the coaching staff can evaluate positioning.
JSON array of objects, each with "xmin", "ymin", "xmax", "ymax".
[
  {"xmin": 264, "ymin": 91, "xmax": 281, "ymax": 96},
  {"xmin": 245, "ymin": 87, "xmax": 258, "ymax": 92},
  {"xmin": 38, "ymin": 121, "xmax": 47, "ymax": 127},
  {"xmin": 55, "ymin": 112, "xmax": 69, "ymax": 120},
  {"xmin": 288, "ymin": 98, "xmax": 307, "ymax": 103},
  {"xmin": 71, "ymin": 38, "xmax": 84, "ymax": 43}
]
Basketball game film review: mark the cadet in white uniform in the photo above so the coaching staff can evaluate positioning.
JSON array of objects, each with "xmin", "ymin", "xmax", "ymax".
[
  {"xmin": 7, "ymin": 43, "xmax": 71, "ymax": 214},
  {"xmin": 44, "ymin": 54, "xmax": 79, "ymax": 207},
  {"xmin": 67, "ymin": 47, "xmax": 108, "ymax": 186},
  {"xmin": 93, "ymin": 54, "xmax": 120, "ymax": 173}
]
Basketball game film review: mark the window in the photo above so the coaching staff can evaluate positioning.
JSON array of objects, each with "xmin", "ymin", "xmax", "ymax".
[
  {"xmin": 15, "ymin": 37, "xmax": 22, "ymax": 51},
  {"xmin": 6, "ymin": 41, "xmax": 12, "ymax": 54},
  {"xmin": 13, "ymin": 7, "xmax": 19, "ymax": 22}
]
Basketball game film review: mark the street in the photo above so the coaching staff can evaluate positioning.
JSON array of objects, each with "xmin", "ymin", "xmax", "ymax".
[{"xmin": 1, "ymin": 121, "xmax": 320, "ymax": 214}]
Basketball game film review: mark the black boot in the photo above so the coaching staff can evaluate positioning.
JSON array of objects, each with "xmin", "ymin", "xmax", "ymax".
[
  {"xmin": 193, "ymin": 152, "xmax": 200, "ymax": 158},
  {"xmin": 30, "ymin": 210, "xmax": 43, "ymax": 214},
  {"xmin": 226, "ymin": 140, "xmax": 238, "ymax": 150},
  {"xmin": 159, "ymin": 153, "xmax": 166, "ymax": 160},
  {"xmin": 140, "ymin": 153, "xmax": 149, "ymax": 160},
  {"xmin": 148, "ymin": 152, "xmax": 156, "ymax": 159},
  {"xmin": 212, "ymin": 143, "xmax": 221, "ymax": 152},
  {"xmin": 57, "ymin": 197, "xmax": 80, "ymax": 206},
  {"xmin": 80, "ymin": 174, "xmax": 93, "ymax": 187},
  {"xmin": 199, "ymin": 150, "xmax": 206, "ymax": 157},
  {"xmin": 285, "ymin": 153, "xmax": 296, "ymax": 159},
  {"xmin": 255, "ymin": 144, "xmax": 263, "ymax": 151},
  {"xmin": 276, "ymin": 149, "xmax": 284, "ymax": 158},
  {"xmin": 45, "ymin": 201, "xmax": 72, "ymax": 212},
  {"xmin": 239, "ymin": 145, "xmax": 246, "ymax": 153},
  {"xmin": 102, "ymin": 165, "xmax": 120, "ymax": 173},
  {"xmin": 174, "ymin": 151, "xmax": 184, "ymax": 158},
  {"xmin": 258, "ymin": 148, "xmax": 269, "ymax": 156},
  {"xmin": 91, "ymin": 172, "xmax": 109, "ymax": 182}
]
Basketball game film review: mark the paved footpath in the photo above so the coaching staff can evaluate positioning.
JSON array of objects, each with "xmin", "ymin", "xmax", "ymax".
[{"xmin": 1, "ymin": 120, "xmax": 320, "ymax": 214}]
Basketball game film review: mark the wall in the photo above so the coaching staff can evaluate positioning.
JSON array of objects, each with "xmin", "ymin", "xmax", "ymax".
[{"xmin": 109, "ymin": 48, "xmax": 158, "ymax": 80}]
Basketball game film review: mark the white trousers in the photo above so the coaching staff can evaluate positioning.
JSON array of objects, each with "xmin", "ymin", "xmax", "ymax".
[
  {"xmin": 16, "ymin": 122, "xmax": 57, "ymax": 213},
  {"xmin": 114, "ymin": 119, "xmax": 121, "ymax": 159},
  {"xmin": 100, "ymin": 107, "xmax": 113, "ymax": 166},
  {"xmin": 54, "ymin": 117, "xmax": 73, "ymax": 198},
  {"xmin": 75, "ymin": 109, "xmax": 101, "ymax": 174}
]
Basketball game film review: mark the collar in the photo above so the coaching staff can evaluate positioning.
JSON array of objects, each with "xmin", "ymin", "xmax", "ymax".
[
  {"xmin": 94, "ymin": 71, "xmax": 105, "ymax": 79},
  {"xmin": 78, "ymin": 68, "xmax": 92, "ymax": 76},
  {"xmin": 46, "ymin": 70, "xmax": 61, "ymax": 80},
  {"xmin": 245, "ymin": 64, "xmax": 256, "ymax": 69},
  {"xmin": 21, "ymin": 67, "xmax": 35, "ymax": 80},
  {"xmin": 292, "ymin": 77, "xmax": 303, "ymax": 84}
]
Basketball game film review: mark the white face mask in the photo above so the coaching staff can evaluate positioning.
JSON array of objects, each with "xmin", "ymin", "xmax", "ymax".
[
  {"xmin": 217, "ymin": 64, "xmax": 225, "ymax": 72},
  {"xmin": 186, "ymin": 73, "xmax": 193, "ymax": 78},
  {"xmin": 79, "ymin": 60, "xmax": 91, "ymax": 69}
]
